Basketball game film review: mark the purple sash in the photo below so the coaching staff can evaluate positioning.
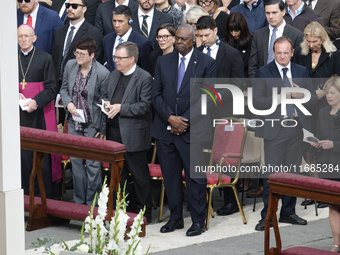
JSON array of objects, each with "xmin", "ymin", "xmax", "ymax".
[{"xmin": 19, "ymin": 82, "xmax": 62, "ymax": 182}]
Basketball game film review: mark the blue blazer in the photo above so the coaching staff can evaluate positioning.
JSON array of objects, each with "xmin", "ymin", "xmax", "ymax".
[
  {"xmin": 152, "ymin": 49, "xmax": 216, "ymax": 143},
  {"xmin": 17, "ymin": 5, "xmax": 63, "ymax": 54},
  {"xmin": 103, "ymin": 29, "xmax": 153, "ymax": 72},
  {"xmin": 253, "ymin": 61, "xmax": 317, "ymax": 141}
]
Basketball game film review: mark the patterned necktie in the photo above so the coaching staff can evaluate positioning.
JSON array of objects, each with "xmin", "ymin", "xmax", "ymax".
[
  {"xmin": 177, "ymin": 57, "xmax": 186, "ymax": 93},
  {"xmin": 142, "ymin": 15, "xmax": 149, "ymax": 38},
  {"xmin": 207, "ymin": 47, "xmax": 211, "ymax": 56},
  {"xmin": 282, "ymin": 67, "xmax": 295, "ymax": 118},
  {"xmin": 113, "ymin": 37, "xmax": 124, "ymax": 69},
  {"xmin": 267, "ymin": 28, "xmax": 277, "ymax": 64},
  {"xmin": 60, "ymin": 26, "xmax": 75, "ymax": 79},
  {"xmin": 27, "ymin": 15, "xmax": 32, "ymax": 26}
]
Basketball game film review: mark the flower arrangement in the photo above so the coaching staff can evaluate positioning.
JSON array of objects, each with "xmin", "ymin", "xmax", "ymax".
[{"xmin": 47, "ymin": 178, "xmax": 148, "ymax": 255}]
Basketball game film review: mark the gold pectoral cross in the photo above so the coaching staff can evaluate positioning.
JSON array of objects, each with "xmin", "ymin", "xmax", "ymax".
[{"xmin": 21, "ymin": 79, "xmax": 27, "ymax": 90}]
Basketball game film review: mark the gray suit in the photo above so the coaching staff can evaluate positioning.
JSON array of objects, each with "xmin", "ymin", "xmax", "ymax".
[
  {"xmin": 106, "ymin": 65, "xmax": 153, "ymax": 219},
  {"xmin": 314, "ymin": 0, "xmax": 340, "ymax": 40},
  {"xmin": 60, "ymin": 59, "xmax": 109, "ymax": 205},
  {"xmin": 248, "ymin": 24, "xmax": 303, "ymax": 77}
]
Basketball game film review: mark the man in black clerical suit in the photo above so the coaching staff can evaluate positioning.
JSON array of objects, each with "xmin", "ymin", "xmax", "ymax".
[
  {"xmin": 95, "ymin": 0, "xmax": 138, "ymax": 36},
  {"xmin": 131, "ymin": 0, "xmax": 173, "ymax": 49},
  {"xmin": 196, "ymin": 15, "xmax": 245, "ymax": 217},
  {"xmin": 105, "ymin": 42, "xmax": 153, "ymax": 222},
  {"xmin": 52, "ymin": 0, "xmax": 101, "ymax": 25},
  {"xmin": 253, "ymin": 36, "xmax": 317, "ymax": 231},
  {"xmin": 103, "ymin": 5, "xmax": 152, "ymax": 72},
  {"xmin": 52, "ymin": 0, "xmax": 104, "ymax": 90},
  {"xmin": 152, "ymin": 24, "xmax": 216, "ymax": 236},
  {"xmin": 18, "ymin": 24, "xmax": 60, "ymax": 199}
]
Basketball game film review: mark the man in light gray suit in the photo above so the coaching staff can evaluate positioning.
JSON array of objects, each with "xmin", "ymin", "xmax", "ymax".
[
  {"xmin": 105, "ymin": 41, "xmax": 153, "ymax": 222},
  {"xmin": 248, "ymin": 0, "xmax": 303, "ymax": 78}
]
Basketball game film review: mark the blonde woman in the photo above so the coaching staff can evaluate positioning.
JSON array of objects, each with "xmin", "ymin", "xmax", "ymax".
[{"xmin": 183, "ymin": 5, "xmax": 209, "ymax": 47}]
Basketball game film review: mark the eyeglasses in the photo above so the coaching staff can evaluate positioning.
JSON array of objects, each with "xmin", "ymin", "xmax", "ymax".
[
  {"xmin": 74, "ymin": 51, "xmax": 89, "ymax": 57},
  {"xmin": 156, "ymin": 35, "xmax": 172, "ymax": 41},
  {"xmin": 17, "ymin": 0, "xmax": 31, "ymax": 3},
  {"xmin": 113, "ymin": 56, "xmax": 131, "ymax": 61},
  {"xmin": 198, "ymin": 0, "xmax": 212, "ymax": 6},
  {"xmin": 65, "ymin": 3, "xmax": 85, "ymax": 9}
]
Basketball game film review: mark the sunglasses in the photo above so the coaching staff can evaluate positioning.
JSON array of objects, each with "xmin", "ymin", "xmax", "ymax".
[
  {"xmin": 65, "ymin": 3, "xmax": 85, "ymax": 9},
  {"xmin": 17, "ymin": 0, "xmax": 31, "ymax": 3}
]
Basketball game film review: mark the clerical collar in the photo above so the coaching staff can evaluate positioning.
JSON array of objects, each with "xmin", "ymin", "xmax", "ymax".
[
  {"xmin": 21, "ymin": 46, "xmax": 34, "ymax": 56},
  {"xmin": 123, "ymin": 64, "xmax": 136, "ymax": 76}
]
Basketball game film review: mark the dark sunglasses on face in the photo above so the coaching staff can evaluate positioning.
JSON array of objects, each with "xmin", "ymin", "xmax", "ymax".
[
  {"xmin": 17, "ymin": 0, "xmax": 31, "ymax": 3},
  {"xmin": 65, "ymin": 3, "xmax": 85, "ymax": 9}
]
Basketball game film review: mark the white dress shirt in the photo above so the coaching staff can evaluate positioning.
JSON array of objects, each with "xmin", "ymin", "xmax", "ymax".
[
  {"xmin": 23, "ymin": 3, "xmax": 39, "ymax": 28},
  {"xmin": 178, "ymin": 48, "xmax": 194, "ymax": 72},
  {"xmin": 63, "ymin": 18, "xmax": 85, "ymax": 53},
  {"xmin": 138, "ymin": 8, "xmax": 154, "ymax": 35},
  {"xmin": 268, "ymin": 20, "xmax": 286, "ymax": 52}
]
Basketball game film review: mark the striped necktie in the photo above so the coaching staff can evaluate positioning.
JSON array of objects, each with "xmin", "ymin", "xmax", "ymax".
[{"xmin": 142, "ymin": 15, "xmax": 149, "ymax": 38}]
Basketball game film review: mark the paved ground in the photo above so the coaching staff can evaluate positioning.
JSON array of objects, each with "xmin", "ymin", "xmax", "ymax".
[{"xmin": 25, "ymin": 183, "xmax": 334, "ymax": 255}]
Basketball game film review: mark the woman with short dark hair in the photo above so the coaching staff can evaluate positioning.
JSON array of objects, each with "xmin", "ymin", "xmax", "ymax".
[{"xmin": 60, "ymin": 37, "xmax": 109, "ymax": 205}]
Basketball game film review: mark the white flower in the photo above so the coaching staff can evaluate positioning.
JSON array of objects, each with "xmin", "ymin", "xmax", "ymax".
[{"xmin": 76, "ymin": 244, "xmax": 89, "ymax": 253}]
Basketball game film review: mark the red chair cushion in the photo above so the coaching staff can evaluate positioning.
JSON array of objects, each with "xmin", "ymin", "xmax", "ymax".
[
  {"xmin": 269, "ymin": 173, "xmax": 340, "ymax": 193},
  {"xmin": 206, "ymin": 172, "xmax": 231, "ymax": 185},
  {"xmin": 61, "ymin": 155, "xmax": 70, "ymax": 161},
  {"xmin": 148, "ymin": 164, "xmax": 162, "ymax": 178},
  {"xmin": 281, "ymin": 246, "xmax": 335, "ymax": 255},
  {"xmin": 102, "ymin": 162, "xmax": 110, "ymax": 169}
]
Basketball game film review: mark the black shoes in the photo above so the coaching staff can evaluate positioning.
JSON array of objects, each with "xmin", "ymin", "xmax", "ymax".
[
  {"xmin": 160, "ymin": 218, "xmax": 184, "ymax": 233},
  {"xmin": 279, "ymin": 214, "xmax": 307, "ymax": 225},
  {"xmin": 255, "ymin": 219, "xmax": 273, "ymax": 231},
  {"xmin": 216, "ymin": 203, "xmax": 239, "ymax": 216},
  {"xmin": 186, "ymin": 222, "xmax": 206, "ymax": 236}
]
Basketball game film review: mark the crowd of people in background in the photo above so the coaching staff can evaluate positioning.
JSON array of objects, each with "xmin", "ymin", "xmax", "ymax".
[{"xmin": 16, "ymin": 0, "xmax": 340, "ymax": 249}]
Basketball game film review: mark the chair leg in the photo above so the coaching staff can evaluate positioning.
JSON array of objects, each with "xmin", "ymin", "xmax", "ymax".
[
  {"xmin": 232, "ymin": 185, "xmax": 247, "ymax": 224},
  {"xmin": 158, "ymin": 179, "xmax": 165, "ymax": 222},
  {"xmin": 206, "ymin": 187, "xmax": 214, "ymax": 229},
  {"xmin": 314, "ymin": 201, "xmax": 318, "ymax": 216},
  {"xmin": 253, "ymin": 177, "xmax": 260, "ymax": 212},
  {"xmin": 60, "ymin": 160, "xmax": 69, "ymax": 201}
]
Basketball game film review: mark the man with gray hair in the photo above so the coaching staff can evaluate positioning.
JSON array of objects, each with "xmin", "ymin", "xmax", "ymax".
[
  {"xmin": 152, "ymin": 24, "xmax": 216, "ymax": 236},
  {"xmin": 105, "ymin": 41, "xmax": 153, "ymax": 222}
]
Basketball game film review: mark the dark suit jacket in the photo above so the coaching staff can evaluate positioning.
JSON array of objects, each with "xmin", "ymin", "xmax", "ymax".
[
  {"xmin": 51, "ymin": 20, "xmax": 104, "ymax": 83},
  {"xmin": 51, "ymin": 0, "xmax": 101, "ymax": 25},
  {"xmin": 103, "ymin": 29, "xmax": 153, "ymax": 72},
  {"xmin": 314, "ymin": 0, "xmax": 340, "ymax": 40},
  {"xmin": 107, "ymin": 66, "xmax": 153, "ymax": 152},
  {"xmin": 60, "ymin": 59, "xmax": 109, "ymax": 133},
  {"xmin": 152, "ymin": 49, "xmax": 216, "ymax": 143},
  {"xmin": 95, "ymin": 0, "xmax": 138, "ymax": 36},
  {"xmin": 131, "ymin": 9, "xmax": 173, "ymax": 50},
  {"xmin": 17, "ymin": 5, "xmax": 63, "ymax": 54},
  {"xmin": 315, "ymin": 106, "xmax": 340, "ymax": 169},
  {"xmin": 253, "ymin": 61, "xmax": 317, "ymax": 141},
  {"xmin": 248, "ymin": 24, "xmax": 303, "ymax": 78},
  {"xmin": 198, "ymin": 42, "xmax": 244, "ymax": 117}
]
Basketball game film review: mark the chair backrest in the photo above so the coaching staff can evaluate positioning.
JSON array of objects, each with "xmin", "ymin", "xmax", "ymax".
[
  {"xmin": 211, "ymin": 118, "xmax": 247, "ymax": 167},
  {"xmin": 241, "ymin": 130, "xmax": 263, "ymax": 164}
]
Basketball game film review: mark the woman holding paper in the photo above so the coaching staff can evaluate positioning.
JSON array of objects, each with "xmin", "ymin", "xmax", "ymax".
[
  {"xmin": 311, "ymin": 75, "xmax": 340, "ymax": 252},
  {"xmin": 60, "ymin": 37, "xmax": 109, "ymax": 205}
]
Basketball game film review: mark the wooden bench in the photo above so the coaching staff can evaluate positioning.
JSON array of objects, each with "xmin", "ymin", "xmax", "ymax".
[
  {"xmin": 265, "ymin": 173, "xmax": 340, "ymax": 255},
  {"xmin": 20, "ymin": 127, "xmax": 143, "ymax": 233},
  {"xmin": 23, "ymin": 195, "xmax": 146, "ymax": 237}
]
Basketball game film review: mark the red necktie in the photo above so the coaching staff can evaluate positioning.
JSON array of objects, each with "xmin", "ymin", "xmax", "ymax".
[{"xmin": 27, "ymin": 15, "xmax": 32, "ymax": 26}]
